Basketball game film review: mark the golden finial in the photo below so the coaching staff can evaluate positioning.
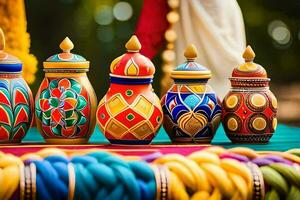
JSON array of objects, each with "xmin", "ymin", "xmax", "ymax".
[
  {"xmin": 243, "ymin": 45, "xmax": 255, "ymax": 62},
  {"xmin": 184, "ymin": 44, "xmax": 198, "ymax": 60},
  {"xmin": 0, "ymin": 28, "xmax": 5, "ymax": 51},
  {"xmin": 125, "ymin": 35, "xmax": 141, "ymax": 52},
  {"xmin": 59, "ymin": 37, "xmax": 74, "ymax": 53}
]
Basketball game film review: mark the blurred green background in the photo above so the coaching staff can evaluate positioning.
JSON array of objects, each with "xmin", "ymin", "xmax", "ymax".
[
  {"xmin": 25, "ymin": 0, "xmax": 300, "ymax": 123},
  {"xmin": 26, "ymin": 0, "xmax": 144, "ymax": 97},
  {"xmin": 25, "ymin": 0, "xmax": 300, "ymax": 92}
]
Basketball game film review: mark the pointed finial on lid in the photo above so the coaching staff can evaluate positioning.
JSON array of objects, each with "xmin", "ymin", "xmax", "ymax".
[
  {"xmin": 125, "ymin": 35, "xmax": 141, "ymax": 52},
  {"xmin": 243, "ymin": 45, "xmax": 255, "ymax": 62},
  {"xmin": 59, "ymin": 37, "xmax": 74, "ymax": 53},
  {"xmin": 184, "ymin": 44, "xmax": 198, "ymax": 61},
  {"xmin": 0, "ymin": 28, "xmax": 5, "ymax": 51}
]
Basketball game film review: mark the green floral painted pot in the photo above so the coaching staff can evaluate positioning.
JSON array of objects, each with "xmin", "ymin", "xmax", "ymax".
[{"xmin": 35, "ymin": 37, "xmax": 97, "ymax": 144}]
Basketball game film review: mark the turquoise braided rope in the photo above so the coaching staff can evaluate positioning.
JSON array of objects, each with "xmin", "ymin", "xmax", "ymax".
[
  {"xmin": 71, "ymin": 152, "xmax": 156, "ymax": 200},
  {"xmin": 25, "ymin": 155, "xmax": 69, "ymax": 200}
]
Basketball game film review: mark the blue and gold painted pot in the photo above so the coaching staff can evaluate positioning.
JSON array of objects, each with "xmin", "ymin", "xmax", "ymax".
[{"xmin": 161, "ymin": 44, "xmax": 221, "ymax": 143}]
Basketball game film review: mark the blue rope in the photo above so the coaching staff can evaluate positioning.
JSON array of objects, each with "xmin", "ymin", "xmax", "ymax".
[
  {"xmin": 71, "ymin": 152, "xmax": 156, "ymax": 200},
  {"xmin": 25, "ymin": 155, "xmax": 69, "ymax": 200},
  {"xmin": 24, "ymin": 152, "xmax": 156, "ymax": 200}
]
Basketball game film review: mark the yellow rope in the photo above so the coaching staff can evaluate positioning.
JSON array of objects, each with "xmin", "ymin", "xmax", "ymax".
[
  {"xmin": 153, "ymin": 148, "xmax": 253, "ymax": 200},
  {"xmin": 0, "ymin": 152, "xmax": 23, "ymax": 200}
]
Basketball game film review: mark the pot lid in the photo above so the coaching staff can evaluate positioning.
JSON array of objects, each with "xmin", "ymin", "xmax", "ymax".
[
  {"xmin": 109, "ymin": 35, "xmax": 155, "ymax": 78},
  {"xmin": 170, "ymin": 44, "xmax": 212, "ymax": 80},
  {"xmin": 43, "ymin": 37, "xmax": 89, "ymax": 69},
  {"xmin": 0, "ymin": 28, "xmax": 22, "ymax": 72},
  {"xmin": 232, "ymin": 45, "xmax": 267, "ymax": 78}
]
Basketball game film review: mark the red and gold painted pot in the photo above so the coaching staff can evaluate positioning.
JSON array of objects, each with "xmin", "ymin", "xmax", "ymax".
[
  {"xmin": 96, "ymin": 35, "xmax": 163, "ymax": 145},
  {"xmin": 0, "ymin": 28, "xmax": 34, "ymax": 143},
  {"xmin": 35, "ymin": 37, "xmax": 97, "ymax": 144},
  {"xmin": 222, "ymin": 46, "xmax": 278, "ymax": 143}
]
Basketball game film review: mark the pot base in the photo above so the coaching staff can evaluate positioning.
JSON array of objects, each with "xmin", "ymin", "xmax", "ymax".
[
  {"xmin": 45, "ymin": 138, "xmax": 89, "ymax": 144},
  {"xmin": 226, "ymin": 133, "xmax": 273, "ymax": 143},
  {"xmin": 170, "ymin": 138, "xmax": 212, "ymax": 144},
  {"xmin": 108, "ymin": 139, "xmax": 152, "ymax": 145},
  {"xmin": 0, "ymin": 140, "xmax": 22, "ymax": 145}
]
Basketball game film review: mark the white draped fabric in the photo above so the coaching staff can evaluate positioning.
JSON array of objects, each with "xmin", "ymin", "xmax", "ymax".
[{"xmin": 174, "ymin": 0, "xmax": 246, "ymax": 99}]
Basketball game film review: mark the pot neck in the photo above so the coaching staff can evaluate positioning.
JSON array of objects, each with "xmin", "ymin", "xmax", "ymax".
[
  {"xmin": 174, "ymin": 78, "xmax": 208, "ymax": 84},
  {"xmin": 0, "ymin": 72, "xmax": 21, "ymax": 78},
  {"xmin": 110, "ymin": 75, "xmax": 153, "ymax": 85},
  {"xmin": 44, "ymin": 68, "xmax": 89, "ymax": 73},
  {"xmin": 230, "ymin": 77, "xmax": 270, "ymax": 88},
  {"xmin": 45, "ymin": 71, "xmax": 87, "ymax": 78}
]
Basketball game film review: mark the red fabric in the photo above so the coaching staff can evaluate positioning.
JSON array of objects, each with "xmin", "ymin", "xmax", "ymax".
[
  {"xmin": 0, "ymin": 145, "xmax": 208, "ymax": 156},
  {"xmin": 135, "ymin": 0, "xmax": 170, "ymax": 58}
]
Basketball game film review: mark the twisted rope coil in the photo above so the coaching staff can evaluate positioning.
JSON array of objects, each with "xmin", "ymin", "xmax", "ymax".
[
  {"xmin": 21, "ymin": 149, "xmax": 156, "ymax": 200},
  {"xmin": 71, "ymin": 151, "xmax": 156, "ymax": 200},
  {"xmin": 211, "ymin": 147, "xmax": 300, "ymax": 200},
  {"xmin": 153, "ymin": 148, "xmax": 253, "ymax": 200},
  {"xmin": 0, "ymin": 147, "xmax": 299, "ymax": 200},
  {"xmin": 0, "ymin": 152, "xmax": 23, "ymax": 200}
]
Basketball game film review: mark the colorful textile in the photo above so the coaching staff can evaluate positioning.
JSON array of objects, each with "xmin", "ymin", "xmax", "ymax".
[
  {"xmin": 0, "ymin": 124, "xmax": 296, "ymax": 156},
  {"xmin": 135, "ymin": 0, "xmax": 169, "ymax": 58}
]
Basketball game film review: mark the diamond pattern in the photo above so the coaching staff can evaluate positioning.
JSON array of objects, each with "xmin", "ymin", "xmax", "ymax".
[
  {"xmin": 97, "ymin": 92, "xmax": 163, "ymax": 144},
  {"xmin": 107, "ymin": 94, "xmax": 127, "ymax": 116},
  {"xmin": 106, "ymin": 118, "xmax": 128, "ymax": 139},
  {"xmin": 133, "ymin": 96, "xmax": 153, "ymax": 118},
  {"xmin": 131, "ymin": 121, "xmax": 154, "ymax": 140},
  {"xmin": 115, "ymin": 108, "xmax": 145, "ymax": 128}
]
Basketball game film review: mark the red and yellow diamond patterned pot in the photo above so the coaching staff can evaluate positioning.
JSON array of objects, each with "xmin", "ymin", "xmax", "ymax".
[
  {"xmin": 222, "ymin": 46, "xmax": 278, "ymax": 143},
  {"xmin": 96, "ymin": 35, "xmax": 163, "ymax": 145},
  {"xmin": 0, "ymin": 28, "xmax": 34, "ymax": 143},
  {"xmin": 35, "ymin": 37, "xmax": 97, "ymax": 144}
]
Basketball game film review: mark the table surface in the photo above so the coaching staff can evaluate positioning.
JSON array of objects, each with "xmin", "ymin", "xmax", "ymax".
[{"xmin": 12, "ymin": 124, "xmax": 298, "ymax": 152}]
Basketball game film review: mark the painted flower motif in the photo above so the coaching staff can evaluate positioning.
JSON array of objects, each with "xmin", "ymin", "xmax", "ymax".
[{"xmin": 36, "ymin": 78, "xmax": 88, "ymax": 137}]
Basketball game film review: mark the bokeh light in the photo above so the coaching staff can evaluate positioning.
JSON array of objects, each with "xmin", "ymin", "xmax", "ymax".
[
  {"xmin": 113, "ymin": 2, "xmax": 133, "ymax": 21},
  {"xmin": 268, "ymin": 20, "xmax": 291, "ymax": 46},
  {"xmin": 94, "ymin": 5, "xmax": 114, "ymax": 25},
  {"xmin": 272, "ymin": 26, "xmax": 290, "ymax": 44}
]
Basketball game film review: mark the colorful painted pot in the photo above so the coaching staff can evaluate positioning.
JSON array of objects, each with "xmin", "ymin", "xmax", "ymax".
[
  {"xmin": 222, "ymin": 46, "xmax": 278, "ymax": 143},
  {"xmin": 96, "ymin": 35, "xmax": 163, "ymax": 145},
  {"xmin": 161, "ymin": 44, "xmax": 221, "ymax": 143},
  {"xmin": 0, "ymin": 28, "xmax": 34, "ymax": 143},
  {"xmin": 35, "ymin": 37, "xmax": 97, "ymax": 144}
]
